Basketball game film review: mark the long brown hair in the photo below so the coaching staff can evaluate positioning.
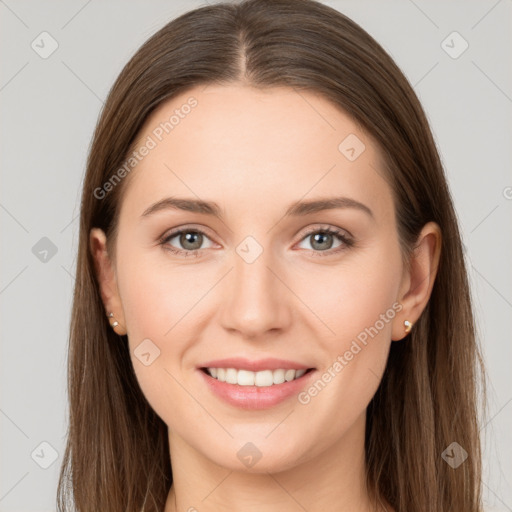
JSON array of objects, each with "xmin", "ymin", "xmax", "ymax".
[{"xmin": 57, "ymin": 0, "xmax": 486, "ymax": 510}]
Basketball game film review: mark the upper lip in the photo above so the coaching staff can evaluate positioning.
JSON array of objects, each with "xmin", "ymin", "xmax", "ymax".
[{"xmin": 199, "ymin": 357, "xmax": 314, "ymax": 372}]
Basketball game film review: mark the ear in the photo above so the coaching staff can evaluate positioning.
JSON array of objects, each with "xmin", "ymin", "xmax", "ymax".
[
  {"xmin": 392, "ymin": 221, "xmax": 442, "ymax": 341},
  {"xmin": 89, "ymin": 228, "xmax": 127, "ymax": 335}
]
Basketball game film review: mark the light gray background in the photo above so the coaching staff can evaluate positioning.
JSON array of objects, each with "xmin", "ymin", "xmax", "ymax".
[{"xmin": 1, "ymin": 0, "xmax": 511, "ymax": 510}]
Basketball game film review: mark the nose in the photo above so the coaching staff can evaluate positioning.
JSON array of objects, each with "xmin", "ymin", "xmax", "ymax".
[{"xmin": 219, "ymin": 244, "xmax": 293, "ymax": 340}]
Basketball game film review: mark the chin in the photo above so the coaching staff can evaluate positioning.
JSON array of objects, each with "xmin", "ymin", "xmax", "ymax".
[{"xmin": 197, "ymin": 434, "xmax": 316, "ymax": 475}]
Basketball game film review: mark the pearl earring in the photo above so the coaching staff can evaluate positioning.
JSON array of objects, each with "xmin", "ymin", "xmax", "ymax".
[{"xmin": 107, "ymin": 311, "xmax": 120, "ymax": 330}]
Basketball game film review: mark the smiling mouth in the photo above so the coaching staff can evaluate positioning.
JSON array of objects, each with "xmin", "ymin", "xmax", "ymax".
[{"xmin": 200, "ymin": 367, "xmax": 315, "ymax": 387}]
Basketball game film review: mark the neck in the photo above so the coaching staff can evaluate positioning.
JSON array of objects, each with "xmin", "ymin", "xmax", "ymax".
[{"xmin": 164, "ymin": 412, "xmax": 388, "ymax": 512}]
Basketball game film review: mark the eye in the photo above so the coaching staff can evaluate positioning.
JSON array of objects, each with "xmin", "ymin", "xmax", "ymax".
[
  {"xmin": 159, "ymin": 224, "xmax": 354, "ymax": 258},
  {"xmin": 296, "ymin": 226, "xmax": 354, "ymax": 256},
  {"xmin": 160, "ymin": 227, "xmax": 215, "ymax": 257}
]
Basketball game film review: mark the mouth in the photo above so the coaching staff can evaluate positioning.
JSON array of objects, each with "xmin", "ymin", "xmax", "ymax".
[
  {"xmin": 200, "ymin": 367, "xmax": 314, "ymax": 387},
  {"xmin": 197, "ymin": 358, "xmax": 316, "ymax": 410}
]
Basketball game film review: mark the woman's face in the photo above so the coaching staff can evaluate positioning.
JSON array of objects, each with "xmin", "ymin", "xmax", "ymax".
[{"xmin": 103, "ymin": 84, "xmax": 410, "ymax": 472}]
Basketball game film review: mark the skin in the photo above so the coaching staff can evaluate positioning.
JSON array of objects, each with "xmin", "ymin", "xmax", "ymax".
[{"xmin": 90, "ymin": 84, "xmax": 441, "ymax": 512}]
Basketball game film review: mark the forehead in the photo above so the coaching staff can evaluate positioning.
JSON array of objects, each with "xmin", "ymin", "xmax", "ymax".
[{"xmin": 119, "ymin": 84, "xmax": 393, "ymax": 224}]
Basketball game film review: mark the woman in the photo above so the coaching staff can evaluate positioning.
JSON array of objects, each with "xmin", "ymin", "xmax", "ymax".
[{"xmin": 57, "ymin": 0, "xmax": 486, "ymax": 510}]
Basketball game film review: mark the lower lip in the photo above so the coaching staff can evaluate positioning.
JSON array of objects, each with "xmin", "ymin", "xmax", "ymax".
[{"xmin": 198, "ymin": 369, "xmax": 316, "ymax": 410}]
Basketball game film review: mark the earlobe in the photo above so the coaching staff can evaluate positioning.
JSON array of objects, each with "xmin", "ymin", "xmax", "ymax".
[
  {"xmin": 89, "ymin": 228, "xmax": 127, "ymax": 335},
  {"xmin": 392, "ymin": 222, "xmax": 442, "ymax": 341}
]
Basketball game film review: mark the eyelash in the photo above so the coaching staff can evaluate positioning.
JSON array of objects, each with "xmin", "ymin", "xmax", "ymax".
[{"xmin": 159, "ymin": 225, "xmax": 354, "ymax": 258}]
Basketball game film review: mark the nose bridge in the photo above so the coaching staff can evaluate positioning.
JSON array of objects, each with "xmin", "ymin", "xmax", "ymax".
[{"xmin": 219, "ymin": 235, "xmax": 291, "ymax": 338}]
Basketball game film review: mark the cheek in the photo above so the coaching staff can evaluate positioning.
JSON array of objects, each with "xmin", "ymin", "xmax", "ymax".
[
  {"xmin": 114, "ymin": 248, "xmax": 210, "ymax": 410},
  {"xmin": 290, "ymin": 241, "xmax": 402, "ymax": 420},
  {"xmin": 294, "ymin": 240, "xmax": 402, "ymax": 349},
  {"xmin": 117, "ymin": 260, "xmax": 193, "ymax": 430},
  {"xmin": 303, "ymin": 250, "xmax": 400, "ymax": 414},
  {"xmin": 116, "ymin": 246, "xmax": 199, "ymax": 341}
]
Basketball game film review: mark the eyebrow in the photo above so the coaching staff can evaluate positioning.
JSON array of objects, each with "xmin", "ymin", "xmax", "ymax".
[{"xmin": 140, "ymin": 196, "xmax": 374, "ymax": 220}]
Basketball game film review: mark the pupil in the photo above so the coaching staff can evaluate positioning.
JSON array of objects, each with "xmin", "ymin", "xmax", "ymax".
[
  {"xmin": 182, "ymin": 232, "xmax": 202, "ymax": 250},
  {"xmin": 312, "ymin": 232, "xmax": 332, "ymax": 250}
]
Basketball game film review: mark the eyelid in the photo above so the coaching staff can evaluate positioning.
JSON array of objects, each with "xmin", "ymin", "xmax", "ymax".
[
  {"xmin": 160, "ymin": 224, "xmax": 217, "ymax": 242},
  {"xmin": 298, "ymin": 223, "xmax": 353, "ymax": 241}
]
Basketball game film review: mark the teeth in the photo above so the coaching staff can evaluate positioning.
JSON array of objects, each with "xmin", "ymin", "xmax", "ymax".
[
  {"xmin": 285, "ymin": 369, "xmax": 295, "ymax": 382},
  {"xmin": 225, "ymin": 368, "xmax": 238, "ymax": 384},
  {"xmin": 255, "ymin": 370, "xmax": 273, "ymax": 387},
  {"xmin": 206, "ymin": 367, "xmax": 309, "ymax": 386},
  {"xmin": 273, "ymin": 369, "xmax": 285, "ymax": 384},
  {"xmin": 237, "ymin": 370, "xmax": 255, "ymax": 386}
]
